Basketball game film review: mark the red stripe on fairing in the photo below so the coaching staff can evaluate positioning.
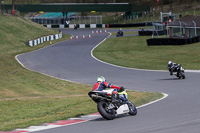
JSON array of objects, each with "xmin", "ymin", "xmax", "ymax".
[
  {"xmin": 92, "ymin": 83, "xmax": 100, "ymax": 91},
  {"xmin": 47, "ymin": 119, "xmax": 86, "ymax": 125},
  {"xmin": 0, "ymin": 131, "xmax": 28, "ymax": 133},
  {"xmin": 112, "ymin": 91, "xmax": 118, "ymax": 94}
]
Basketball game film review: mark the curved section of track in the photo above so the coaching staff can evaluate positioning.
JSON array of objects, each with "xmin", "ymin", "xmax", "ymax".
[{"xmin": 17, "ymin": 29, "xmax": 200, "ymax": 133}]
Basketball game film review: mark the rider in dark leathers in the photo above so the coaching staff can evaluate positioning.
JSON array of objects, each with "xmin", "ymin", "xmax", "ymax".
[{"xmin": 168, "ymin": 61, "xmax": 180, "ymax": 75}]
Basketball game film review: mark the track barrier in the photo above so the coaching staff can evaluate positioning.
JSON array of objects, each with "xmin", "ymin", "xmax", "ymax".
[
  {"xmin": 26, "ymin": 32, "xmax": 62, "ymax": 47},
  {"xmin": 147, "ymin": 36, "xmax": 200, "ymax": 46},
  {"xmin": 139, "ymin": 30, "xmax": 167, "ymax": 36}
]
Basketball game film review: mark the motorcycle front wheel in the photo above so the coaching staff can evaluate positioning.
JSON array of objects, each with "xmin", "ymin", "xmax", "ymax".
[
  {"xmin": 97, "ymin": 101, "xmax": 115, "ymax": 120},
  {"xmin": 181, "ymin": 72, "xmax": 185, "ymax": 79},
  {"xmin": 179, "ymin": 71, "xmax": 185, "ymax": 79},
  {"xmin": 128, "ymin": 102, "xmax": 137, "ymax": 116}
]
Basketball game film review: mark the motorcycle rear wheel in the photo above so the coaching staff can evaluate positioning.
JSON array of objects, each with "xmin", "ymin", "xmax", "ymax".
[{"xmin": 97, "ymin": 101, "xmax": 115, "ymax": 120}]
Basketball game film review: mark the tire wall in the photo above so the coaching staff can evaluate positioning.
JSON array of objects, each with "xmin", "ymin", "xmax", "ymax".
[
  {"xmin": 147, "ymin": 36, "xmax": 199, "ymax": 46},
  {"xmin": 139, "ymin": 30, "xmax": 167, "ymax": 36}
]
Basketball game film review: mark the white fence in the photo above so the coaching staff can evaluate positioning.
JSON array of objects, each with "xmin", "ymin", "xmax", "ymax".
[{"xmin": 26, "ymin": 32, "xmax": 62, "ymax": 47}]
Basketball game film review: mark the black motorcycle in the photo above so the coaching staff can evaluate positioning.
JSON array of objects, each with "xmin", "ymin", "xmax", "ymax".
[
  {"xmin": 74, "ymin": 24, "xmax": 77, "ymax": 29},
  {"xmin": 116, "ymin": 31, "xmax": 123, "ymax": 37},
  {"xmin": 88, "ymin": 89, "xmax": 137, "ymax": 120},
  {"xmin": 168, "ymin": 64, "xmax": 185, "ymax": 79}
]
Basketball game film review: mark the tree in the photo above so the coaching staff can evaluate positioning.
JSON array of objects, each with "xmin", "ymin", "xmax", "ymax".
[{"xmin": 169, "ymin": 0, "xmax": 173, "ymax": 12}]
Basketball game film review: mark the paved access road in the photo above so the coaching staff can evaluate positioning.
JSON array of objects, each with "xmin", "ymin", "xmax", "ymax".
[{"xmin": 17, "ymin": 29, "xmax": 200, "ymax": 133}]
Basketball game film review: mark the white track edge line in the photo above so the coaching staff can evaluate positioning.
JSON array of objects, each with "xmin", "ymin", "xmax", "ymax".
[
  {"xmin": 90, "ymin": 34, "xmax": 200, "ymax": 73},
  {"xmin": 15, "ymin": 54, "xmax": 83, "ymax": 84},
  {"xmin": 137, "ymin": 93, "xmax": 168, "ymax": 108},
  {"xmin": 90, "ymin": 33, "xmax": 165, "ymax": 72}
]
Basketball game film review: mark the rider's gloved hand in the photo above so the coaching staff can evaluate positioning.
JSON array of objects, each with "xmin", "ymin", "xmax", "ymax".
[{"xmin": 119, "ymin": 86, "xmax": 125, "ymax": 92}]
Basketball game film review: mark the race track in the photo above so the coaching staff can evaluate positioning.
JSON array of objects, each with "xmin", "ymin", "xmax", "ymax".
[{"xmin": 16, "ymin": 29, "xmax": 200, "ymax": 133}]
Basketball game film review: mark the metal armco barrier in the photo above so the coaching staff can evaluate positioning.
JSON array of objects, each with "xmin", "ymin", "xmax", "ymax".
[
  {"xmin": 108, "ymin": 23, "xmax": 146, "ymax": 28},
  {"xmin": 26, "ymin": 32, "xmax": 62, "ymax": 47},
  {"xmin": 43, "ymin": 24, "xmax": 104, "ymax": 28}
]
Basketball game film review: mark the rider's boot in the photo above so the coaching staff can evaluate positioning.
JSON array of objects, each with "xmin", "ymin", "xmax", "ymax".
[{"xmin": 170, "ymin": 70, "xmax": 173, "ymax": 75}]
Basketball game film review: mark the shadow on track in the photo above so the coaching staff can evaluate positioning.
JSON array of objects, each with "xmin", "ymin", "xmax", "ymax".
[
  {"xmin": 158, "ymin": 78, "xmax": 184, "ymax": 80},
  {"xmin": 91, "ymin": 114, "xmax": 133, "ymax": 121}
]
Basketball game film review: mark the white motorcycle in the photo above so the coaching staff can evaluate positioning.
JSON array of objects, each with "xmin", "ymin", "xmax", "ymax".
[{"xmin": 88, "ymin": 89, "xmax": 137, "ymax": 120}]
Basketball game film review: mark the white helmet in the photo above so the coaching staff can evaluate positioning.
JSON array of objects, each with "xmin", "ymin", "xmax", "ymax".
[
  {"xmin": 97, "ymin": 76, "xmax": 106, "ymax": 82},
  {"xmin": 168, "ymin": 61, "xmax": 172, "ymax": 64}
]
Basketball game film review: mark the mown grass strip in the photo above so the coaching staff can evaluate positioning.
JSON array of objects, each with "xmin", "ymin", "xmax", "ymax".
[{"xmin": 0, "ymin": 91, "xmax": 163, "ymax": 131}]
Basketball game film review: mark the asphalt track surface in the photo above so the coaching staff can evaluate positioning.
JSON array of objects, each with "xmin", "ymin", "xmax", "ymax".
[{"xmin": 17, "ymin": 29, "xmax": 200, "ymax": 133}]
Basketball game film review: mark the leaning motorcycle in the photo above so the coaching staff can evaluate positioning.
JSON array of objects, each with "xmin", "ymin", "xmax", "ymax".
[
  {"xmin": 116, "ymin": 31, "xmax": 123, "ymax": 37},
  {"xmin": 88, "ymin": 89, "xmax": 137, "ymax": 120},
  {"xmin": 169, "ymin": 64, "xmax": 185, "ymax": 79}
]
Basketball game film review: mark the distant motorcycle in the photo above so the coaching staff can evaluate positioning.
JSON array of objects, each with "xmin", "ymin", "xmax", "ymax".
[
  {"xmin": 116, "ymin": 31, "xmax": 123, "ymax": 37},
  {"xmin": 168, "ymin": 64, "xmax": 185, "ymax": 79},
  {"xmin": 74, "ymin": 24, "xmax": 77, "ymax": 29},
  {"xmin": 88, "ymin": 89, "xmax": 137, "ymax": 120}
]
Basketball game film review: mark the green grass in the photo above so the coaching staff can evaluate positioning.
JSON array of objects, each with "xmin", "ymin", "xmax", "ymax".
[
  {"xmin": 93, "ymin": 35, "xmax": 200, "ymax": 70},
  {"xmin": 0, "ymin": 15, "xmax": 163, "ymax": 131},
  {"xmin": 0, "ymin": 91, "xmax": 162, "ymax": 131}
]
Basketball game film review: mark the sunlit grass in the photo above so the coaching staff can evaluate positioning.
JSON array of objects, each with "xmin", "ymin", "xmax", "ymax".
[{"xmin": 93, "ymin": 36, "xmax": 200, "ymax": 70}]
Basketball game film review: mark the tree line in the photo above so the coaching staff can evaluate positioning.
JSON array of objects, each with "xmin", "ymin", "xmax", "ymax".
[{"xmin": 1, "ymin": 0, "xmax": 200, "ymax": 14}]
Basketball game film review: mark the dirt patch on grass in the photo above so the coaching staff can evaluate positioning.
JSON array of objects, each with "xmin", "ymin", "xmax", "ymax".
[{"xmin": 0, "ymin": 94, "xmax": 88, "ymax": 101}]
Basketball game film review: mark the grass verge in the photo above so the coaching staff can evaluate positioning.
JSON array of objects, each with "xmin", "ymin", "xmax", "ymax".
[
  {"xmin": 0, "ymin": 91, "xmax": 163, "ymax": 131},
  {"xmin": 0, "ymin": 15, "xmax": 163, "ymax": 131},
  {"xmin": 93, "ymin": 35, "xmax": 200, "ymax": 70}
]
